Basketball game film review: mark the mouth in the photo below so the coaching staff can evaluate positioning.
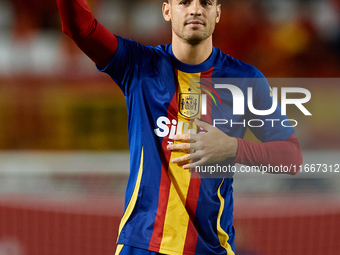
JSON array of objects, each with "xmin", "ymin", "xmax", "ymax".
[{"xmin": 185, "ymin": 20, "xmax": 204, "ymax": 27}]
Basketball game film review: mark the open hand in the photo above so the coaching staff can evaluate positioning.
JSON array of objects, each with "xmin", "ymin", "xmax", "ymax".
[{"xmin": 167, "ymin": 118, "xmax": 238, "ymax": 169}]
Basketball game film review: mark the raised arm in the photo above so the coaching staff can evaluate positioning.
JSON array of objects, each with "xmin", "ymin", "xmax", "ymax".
[{"xmin": 57, "ymin": 0, "xmax": 118, "ymax": 68}]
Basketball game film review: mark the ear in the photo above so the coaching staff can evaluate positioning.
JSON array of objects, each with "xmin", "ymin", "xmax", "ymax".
[
  {"xmin": 162, "ymin": 2, "xmax": 171, "ymax": 22},
  {"xmin": 216, "ymin": 4, "xmax": 221, "ymax": 24}
]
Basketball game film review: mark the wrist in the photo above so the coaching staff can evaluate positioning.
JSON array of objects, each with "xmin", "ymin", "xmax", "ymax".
[
  {"xmin": 230, "ymin": 137, "xmax": 238, "ymax": 159},
  {"xmin": 232, "ymin": 137, "xmax": 243, "ymax": 163}
]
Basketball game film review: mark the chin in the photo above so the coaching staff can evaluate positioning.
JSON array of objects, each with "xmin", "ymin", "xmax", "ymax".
[{"xmin": 185, "ymin": 35, "xmax": 209, "ymax": 45}]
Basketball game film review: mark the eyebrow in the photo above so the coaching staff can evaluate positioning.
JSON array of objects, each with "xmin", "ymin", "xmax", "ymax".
[
  {"xmin": 173, "ymin": 0, "xmax": 217, "ymax": 3},
  {"xmin": 174, "ymin": 0, "xmax": 216, "ymax": 2}
]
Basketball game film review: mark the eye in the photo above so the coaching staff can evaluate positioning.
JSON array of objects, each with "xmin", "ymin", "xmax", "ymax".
[
  {"xmin": 201, "ymin": 1, "xmax": 212, "ymax": 6},
  {"xmin": 180, "ymin": 1, "xmax": 188, "ymax": 5}
]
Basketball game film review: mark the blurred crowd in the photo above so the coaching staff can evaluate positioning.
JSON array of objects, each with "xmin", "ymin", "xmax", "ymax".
[
  {"xmin": 0, "ymin": 0, "xmax": 339, "ymax": 77},
  {"xmin": 0, "ymin": 0, "xmax": 339, "ymax": 151}
]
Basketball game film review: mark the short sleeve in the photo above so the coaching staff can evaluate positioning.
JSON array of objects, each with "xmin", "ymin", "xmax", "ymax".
[{"xmin": 96, "ymin": 36, "xmax": 154, "ymax": 96}]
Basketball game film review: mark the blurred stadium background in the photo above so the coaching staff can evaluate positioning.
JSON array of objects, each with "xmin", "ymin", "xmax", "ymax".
[{"xmin": 0, "ymin": 0, "xmax": 339, "ymax": 254}]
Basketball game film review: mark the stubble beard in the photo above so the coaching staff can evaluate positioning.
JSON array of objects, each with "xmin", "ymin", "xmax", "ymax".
[
  {"xmin": 174, "ymin": 26, "xmax": 215, "ymax": 46},
  {"xmin": 184, "ymin": 32, "xmax": 209, "ymax": 45},
  {"xmin": 173, "ymin": 19, "xmax": 216, "ymax": 46}
]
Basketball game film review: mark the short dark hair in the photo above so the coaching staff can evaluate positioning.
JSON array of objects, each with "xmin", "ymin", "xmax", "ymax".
[{"xmin": 168, "ymin": 0, "xmax": 219, "ymax": 3}]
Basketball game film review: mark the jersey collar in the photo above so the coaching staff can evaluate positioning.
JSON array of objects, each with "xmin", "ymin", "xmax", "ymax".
[{"xmin": 166, "ymin": 44, "xmax": 218, "ymax": 73}]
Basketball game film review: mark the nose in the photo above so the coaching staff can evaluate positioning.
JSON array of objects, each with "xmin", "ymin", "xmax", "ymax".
[{"xmin": 190, "ymin": 0, "xmax": 202, "ymax": 16}]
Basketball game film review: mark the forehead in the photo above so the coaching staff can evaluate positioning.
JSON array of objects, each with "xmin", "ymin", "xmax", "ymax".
[{"xmin": 169, "ymin": 0, "xmax": 218, "ymax": 3}]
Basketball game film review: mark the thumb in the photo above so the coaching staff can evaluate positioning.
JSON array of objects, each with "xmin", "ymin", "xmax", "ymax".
[{"xmin": 194, "ymin": 118, "xmax": 213, "ymax": 131}]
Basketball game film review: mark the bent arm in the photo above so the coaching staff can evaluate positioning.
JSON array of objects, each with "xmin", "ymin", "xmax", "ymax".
[
  {"xmin": 57, "ymin": 0, "xmax": 118, "ymax": 68},
  {"xmin": 233, "ymin": 134, "xmax": 303, "ymax": 175},
  {"xmin": 169, "ymin": 119, "xmax": 302, "ymax": 175}
]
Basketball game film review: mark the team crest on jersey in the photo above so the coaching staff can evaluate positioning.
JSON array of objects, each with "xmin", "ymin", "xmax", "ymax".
[{"xmin": 179, "ymin": 93, "xmax": 200, "ymax": 118}]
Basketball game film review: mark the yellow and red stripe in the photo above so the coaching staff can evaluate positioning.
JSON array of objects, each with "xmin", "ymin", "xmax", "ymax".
[
  {"xmin": 148, "ymin": 70, "xmax": 179, "ymax": 251},
  {"xmin": 149, "ymin": 67, "xmax": 219, "ymax": 254}
]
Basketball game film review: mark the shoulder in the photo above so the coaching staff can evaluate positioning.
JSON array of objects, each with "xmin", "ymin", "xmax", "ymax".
[
  {"xmin": 213, "ymin": 47, "xmax": 264, "ymax": 78},
  {"xmin": 115, "ymin": 36, "xmax": 170, "ymax": 58}
]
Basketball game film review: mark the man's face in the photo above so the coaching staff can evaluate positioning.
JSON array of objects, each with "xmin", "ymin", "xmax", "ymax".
[{"xmin": 163, "ymin": 0, "xmax": 221, "ymax": 45}]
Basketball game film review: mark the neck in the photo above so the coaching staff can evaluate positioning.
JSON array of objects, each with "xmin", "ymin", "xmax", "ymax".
[{"xmin": 171, "ymin": 34, "xmax": 213, "ymax": 65}]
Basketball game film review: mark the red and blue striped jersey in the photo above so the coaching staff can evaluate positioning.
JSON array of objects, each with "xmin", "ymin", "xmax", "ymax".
[{"xmin": 99, "ymin": 36, "xmax": 295, "ymax": 255}]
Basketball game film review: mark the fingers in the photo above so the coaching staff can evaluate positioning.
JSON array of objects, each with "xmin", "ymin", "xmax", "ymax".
[
  {"xmin": 195, "ymin": 118, "xmax": 213, "ymax": 131},
  {"xmin": 172, "ymin": 133, "xmax": 192, "ymax": 143},
  {"xmin": 171, "ymin": 151, "xmax": 202, "ymax": 168},
  {"xmin": 182, "ymin": 157, "xmax": 207, "ymax": 170},
  {"xmin": 169, "ymin": 133, "xmax": 197, "ymax": 152},
  {"xmin": 168, "ymin": 144, "xmax": 208, "ymax": 170},
  {"xmin": 167, "ymin": 139, "xmax": 201, "ymax": 152},
  {"xmin": 171, "ymin": 153, "xmax": 191, "ymax": 164},
  {"xmin": 172, "ymin": 118, "xmax": 212, "ymax": 142},
  {"xmin": 167, "ymin": 142, "xmax": 191, "ymax": 153},
  {"xmin": 167, "ymin": 118, "xmax": 215, "ymax": 170}
]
